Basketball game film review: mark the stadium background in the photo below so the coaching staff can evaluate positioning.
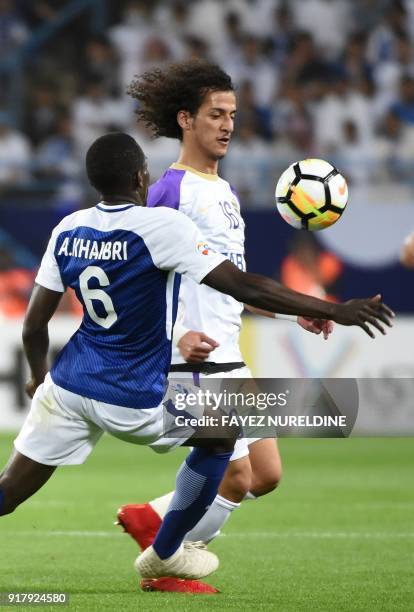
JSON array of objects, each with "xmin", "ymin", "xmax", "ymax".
[{"xmin": 0, "ymin": 2, "xmax": 413, "ymax": 610}]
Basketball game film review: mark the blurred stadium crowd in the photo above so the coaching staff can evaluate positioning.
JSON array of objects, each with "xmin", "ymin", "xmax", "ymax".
[
  {"xmin": 1, "ymin": 0, "xmax": 414, "ymax": 317},
  {"xmin": 2, "ymin": 1, "xmax": 414, "ymax": 194}
]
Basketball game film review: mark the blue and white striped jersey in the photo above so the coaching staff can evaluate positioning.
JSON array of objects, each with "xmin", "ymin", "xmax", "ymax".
[{"xmin": 35, "ymin": 202, "xmax": 225, "ymax": 408}]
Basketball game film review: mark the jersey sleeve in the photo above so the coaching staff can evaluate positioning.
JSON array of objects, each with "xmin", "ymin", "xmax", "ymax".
[
  {"xmin": 145, "ymin": 208, "xmax": 226, "ymax": 283},
  {"xmin": 35, "ymin": 226, "xmax": 65, "ymax": 292}
]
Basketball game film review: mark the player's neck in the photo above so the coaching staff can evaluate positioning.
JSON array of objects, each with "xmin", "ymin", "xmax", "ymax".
[
  {"xmin": 177, "ymin": 149, "xmax": 219, "ymax": 176},
  {"xmin": 100, "ymin": 194, "xmax": 144, "ymax": 207}
]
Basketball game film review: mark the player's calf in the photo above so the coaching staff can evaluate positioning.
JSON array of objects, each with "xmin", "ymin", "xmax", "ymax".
[
  {"xmin": 151, "ymin": 446, "xmax": 233, "ymax": 560},
  {"xmin": 250, "ymin": 468, "xmax": 282, "ymax": 497},
  {"xmin": 0, "ymin": 476, "xmax": 16, "ymax": 516},
  {"xmin": 0, "ymin": 451, "xmax": 56, "ymax": 516}
]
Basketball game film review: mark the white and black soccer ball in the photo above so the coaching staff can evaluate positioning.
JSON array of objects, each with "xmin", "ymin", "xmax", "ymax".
[{"xmin": 275, "ymin": 159, "xmax": 348, "ymax": 231}]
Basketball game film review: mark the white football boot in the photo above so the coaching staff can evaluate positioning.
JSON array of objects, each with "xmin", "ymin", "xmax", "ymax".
[{"xmin": 134, "ymin": 542, "xmax": 219, "ymax": 579}]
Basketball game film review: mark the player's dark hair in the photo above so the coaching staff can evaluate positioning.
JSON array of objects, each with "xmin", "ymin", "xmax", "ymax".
[
  {"xmin": 127, "ymin": 59, "xmax": 234, "ymax": 140},
  {"xmin": 86, "ymin": 132, "xmax": 145, "ymax": 194}
]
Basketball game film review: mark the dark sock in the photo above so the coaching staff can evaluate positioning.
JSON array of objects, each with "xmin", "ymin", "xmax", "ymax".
[{"xmin": 153, "ymin": 448, "xmax": 232, "ymax": 559}]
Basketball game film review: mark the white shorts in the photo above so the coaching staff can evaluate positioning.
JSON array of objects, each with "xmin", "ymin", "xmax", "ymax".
[
  {"xmin": 14, "ymin": 374, "xmax": 205, "ymax": 466},
  {"xmin": 169, "ymin": 365, "xmax": 259, "ymax": 462}
]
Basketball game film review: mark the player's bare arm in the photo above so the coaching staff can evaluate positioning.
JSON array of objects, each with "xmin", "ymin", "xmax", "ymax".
[
  {"xmin": 22, "ymin": 284, "xmax": 63, "ymax": 397},
  {"xmin": 204, "ymin": 260, "xmax": 394, "ymax": 338},
  {"xmin": 244, "ymin": 303, "xmax": 333, "ymax": 339}
]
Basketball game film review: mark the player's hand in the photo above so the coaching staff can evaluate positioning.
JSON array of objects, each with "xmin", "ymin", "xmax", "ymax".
[
  {"xmin": 298, "ymin": 316, "xmax": 334, "ymax": 339},
  {"xmin": 25, "ymin": 378, "xmax": 41, "ymax": 399},
  {"xmin": 333, "ymin": 294, "xmax": 394, "ymax": 338},
  {"xmin": 177, "ymin": 331, "xmax": 219, "ymax": 363}
]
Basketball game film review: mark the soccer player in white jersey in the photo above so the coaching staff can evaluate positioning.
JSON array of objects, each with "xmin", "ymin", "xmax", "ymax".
[
  {"xmin": 0, "ymin": 131, "xmax": 393, "ymax": 589},
  {"xmin": 116, "ymin": 60, "xmax": 387, "ymax": 580}
]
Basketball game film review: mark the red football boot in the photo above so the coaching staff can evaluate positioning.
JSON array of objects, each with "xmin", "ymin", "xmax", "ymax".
[
  {"xmin": 116, "ymin": 504, "xmax": 162, "ymax": 551},
  {"xmin": 140, "ymin": 577, "xmax": 219, "ymax": 594}
]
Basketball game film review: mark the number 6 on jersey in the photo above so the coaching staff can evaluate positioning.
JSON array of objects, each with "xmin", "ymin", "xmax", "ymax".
[{"xmin": 79, "ymin": 265, "xmax": 117, "ymax": 329}]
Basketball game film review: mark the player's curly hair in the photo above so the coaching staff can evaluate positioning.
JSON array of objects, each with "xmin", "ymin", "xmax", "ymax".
[{"xmin": 127, "ymin": 59, "xmax": 234, "ymax": 140}]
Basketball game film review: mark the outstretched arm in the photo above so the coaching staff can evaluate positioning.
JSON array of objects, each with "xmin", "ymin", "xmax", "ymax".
[
  {"xmin": 203, "ymin": 260, "xmax": 394, "ymax": 337},
  {"xmin": 22, "ymin": 284, "xmax": 63, "ymax": 397}
]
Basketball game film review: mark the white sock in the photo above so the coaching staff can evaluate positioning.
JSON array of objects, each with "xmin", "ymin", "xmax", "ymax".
[
  {"xmin": 184, "ymin": 494, "xmax": 240, "ymax": 543},
  {"xmin": 150, "ymin": 491, "xmax": 175, "ymax": 518},
  {"xmin": 243, "ymin": 491, "xmax": 257, "ymax": 500}
]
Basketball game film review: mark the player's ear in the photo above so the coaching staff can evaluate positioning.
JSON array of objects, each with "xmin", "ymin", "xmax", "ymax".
[
  {"xmin": 177, "ymin": 110, "xmax": 192, "ymax": 131},
  {"xmin": 135, "ymin": 167, "xmax": 149, "ymax": 203},
  {"xmin": 137, "ymin": 164, "xmax": 149, "ymax": 186},
  {"xmin": 133, "ymin": 170, "xmax": 140, "ymax": 190}
]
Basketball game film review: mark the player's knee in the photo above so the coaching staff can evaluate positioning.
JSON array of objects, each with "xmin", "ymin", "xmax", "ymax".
[
  {"xmin": 210, "ymin": 434, "xmax": 237, "ymax": 454},
  {"xmin": 208, "ymin": 433, "xmax": 239, "ymax": 455},
  {"xmin": 205, "ymin": 407, "xmax": 241, "ymax": 454},
  {"xmin": 250, "ymin": 463, "xmax": 282, "ymax": 497}
]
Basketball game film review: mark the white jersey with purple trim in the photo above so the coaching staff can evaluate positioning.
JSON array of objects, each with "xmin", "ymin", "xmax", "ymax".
[
  {"xmin": 148, "ymin": 163, "xmax": 246, "ymax": 364},
  {"xmin": 35, "ymin": 202, "xmax": 226, "ymax": 408}
]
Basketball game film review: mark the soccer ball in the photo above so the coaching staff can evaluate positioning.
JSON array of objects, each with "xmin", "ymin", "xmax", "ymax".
[{"xmin": 275, "ymin": 159, "xmax": 348, "ymax": 231}]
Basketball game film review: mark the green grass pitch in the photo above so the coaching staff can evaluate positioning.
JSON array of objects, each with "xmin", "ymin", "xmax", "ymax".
[{"xmin": 0, "ymin": 435, "xmax": 413, "ymax": 611}]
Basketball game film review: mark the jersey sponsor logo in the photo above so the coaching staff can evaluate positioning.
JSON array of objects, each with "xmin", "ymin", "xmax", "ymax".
[
  {"xmin": 196, "ymin": 241, "xmax": 213, "ymax": 256},
  {"xmin": 57, "ymin": 237, "xmax": 128, "ymax": 261}
]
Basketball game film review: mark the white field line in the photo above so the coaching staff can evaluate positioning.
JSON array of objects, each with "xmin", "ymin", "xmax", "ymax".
[
  {"xmin": 2, "ymin": 530, "xmax": 414, "ymax": 539},
  {"xmin": 223, "ymin": 532, "xmax": 414, "ymax": 539},
  {"xmin": 27, "ymin": 500, "xmax": 414, "ymax": 509}
]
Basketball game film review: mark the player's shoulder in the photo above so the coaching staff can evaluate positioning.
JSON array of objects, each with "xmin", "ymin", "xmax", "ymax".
[
  {"xmin": 124, "ymin": 206, "xmax": 197, "ymax": 257},
  {"xmin": 222, "ymin": 179, "xmax": 242, "ymax": 211},
  {"xmin": 51, "ymin": 207, "xmax": 95, "ymax": 236},
  {"xmin": 224, "ymin": 178, "xmax": 240, "ymax": 201},
  {"xmin": 128, "ymin": 202, "xmax": 194, "ymax": 231},
  {"xmin": 147, "ymin": 166, "xmax": 186, "ymax": 210}
]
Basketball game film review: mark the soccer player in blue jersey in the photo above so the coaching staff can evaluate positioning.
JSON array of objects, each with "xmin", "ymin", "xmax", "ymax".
[{"xmin": 0, "ymin": 132, "xmax": 392, "ymax": 584}]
